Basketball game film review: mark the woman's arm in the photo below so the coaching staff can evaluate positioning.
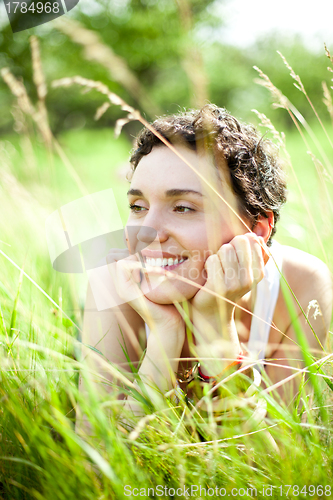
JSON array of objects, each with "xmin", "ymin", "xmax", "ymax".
[
  {"xmin": 123, "ymin": 319, "xmax": 185, "ymax": 415},
  {"xmin": 76, "ymin": 281, "xmax": 145, "ymax": 433},
  {"xmin": 81, "ymin": 282, "xmax": 145, "ymax": 385},
  {"xmin": 78, "ymin": 254, "xmax": 186, "ymax": 427},
  {"xmin": 82, "ymin": 282, "xmax": 184, "ymax": 415},
  {"xmin": 189, "ymin": 233, "xmax": 265, "ymax": 376}
]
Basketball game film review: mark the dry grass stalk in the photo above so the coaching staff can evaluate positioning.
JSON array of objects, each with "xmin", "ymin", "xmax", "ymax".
[
  {"xmin": 327, "ymin": 45, "xmax": 333, "ymax": 92},
  {"xmin": 30, "ymin": 35, "xmax": 47, "ymax": 101},
  {"xmin": 255, "ymin": 65, "xmax": 333, "ymax": 173},
  {"xmin": 307, "ymin": 151, "xmax": 333, "ymax": 236},
  {"xmin": 114, "ymin": 118, "xmax": 132, "ymax": 139},
  {"xmin": 1, "ymin": 67, "xmax": 52, "ymax": 146},
  {"xmin": 322, "ymin": 81, "xmax": 333, "ymax": 125},
  {"xmin": 52, "ymin": 75, "xmax": 135, "ymax": 113},
  {"xmin": 277, "ymin": 51, "xmax": 333, "ymax": 151},
  {"xmin": 94, "ymin": 101, "xmax": 110, "ymax": 121},
  {"xmin": 325, "ymin": 43, "xmax": 333, "ymax": 64},
  {"xmin": 52, "ymin": 75, "xmax": 139, "ymax": 138},
  {"xmin": 253, "ymin": 106, "xmax": 332, "ymax": 228},
  {"xmin": 1, "ymin": 64, "xmax": 88, "ymax": 197},
  {"xmin": 277, "ymin": 51, "xmax": 305, "ymax": 94},
  {"xmin": 253, "ymin": 66, "xmax": 290, "ymax": 111},
  {"xmin": 1, "ymin": 37, "xmax": 51, "ymax": 154},
  {"xmin": 308, "ymin": 151, "xmax": 333, "ymax": 184},
  {"xmin": 252, "ymin": 109, "xmax": 286, "ymax": 149},
  {"xmin": 253, "ymin": 69, "xmax": 329, "ymax": 262},
  {"xmin": 176, "ymin": 0, "xmax": 209, "ymax": 107},
  {"xmin": 30, "ymin": 36, "xmax": 52, "ymax": 147},
  {"xmin": 53, "ymin": 17, "xmax": 161, "ymax": 118},
  {"xmin": 1, "ymin": 68, "xmax": 38, "ymax": 119}
]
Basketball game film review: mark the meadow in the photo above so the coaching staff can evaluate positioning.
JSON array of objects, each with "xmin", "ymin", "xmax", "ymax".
[{"xmin": 1, "ymin": 37, "xmax": 333, "ymax": 500}]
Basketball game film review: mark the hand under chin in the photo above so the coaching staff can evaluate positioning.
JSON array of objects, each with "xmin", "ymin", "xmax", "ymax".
[
  {"xmin": 142, "ymin": 283, "xmax": 199, "ymax": 304},
  {"xmin": 139, "ymin": 266, "xmax": 207, "ymax": 304}
]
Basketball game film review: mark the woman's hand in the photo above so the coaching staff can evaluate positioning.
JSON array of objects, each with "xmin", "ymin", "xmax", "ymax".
[
  {"xmin": 107, "ymin": 250, "xmax": 186, "ymax": 396},
  {"xmin": 188, "ymin": 233, "xmax": 268, "ymax": 375},
  {"xmin": 107, "ymin": 251, "xmax": 185, "ymax": 345},
  {"xmin": 190, "ymin": 233, "xmax": 268, "ymax": 318}
]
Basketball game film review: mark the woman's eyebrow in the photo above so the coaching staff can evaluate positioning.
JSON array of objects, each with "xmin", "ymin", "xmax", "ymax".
[
  {"xmin": 127, "ymin": 188, "xmax": 144, "ymax": 197},
  {"xmin": 127, "ymin": 188, "xmax": 204, "ymax": 197},
  {"xmin": 165, "ymin": 189, "xmax": 204, "ymax": 198}
]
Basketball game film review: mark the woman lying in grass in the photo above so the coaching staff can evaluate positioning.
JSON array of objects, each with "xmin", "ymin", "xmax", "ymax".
[{"xmin": 82, "ymin": 104, "xmax": 332, "ymax": 417}]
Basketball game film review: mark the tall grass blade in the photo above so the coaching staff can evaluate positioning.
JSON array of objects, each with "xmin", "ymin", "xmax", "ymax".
[{"xmin": 280, "ymin": 279, "xmax": 328, "ymax": 422}]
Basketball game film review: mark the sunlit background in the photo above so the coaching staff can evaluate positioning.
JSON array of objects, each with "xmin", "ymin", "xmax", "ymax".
[{"xmin": 216, "ymin": 0, "xmax": 333, "ymax": 51}]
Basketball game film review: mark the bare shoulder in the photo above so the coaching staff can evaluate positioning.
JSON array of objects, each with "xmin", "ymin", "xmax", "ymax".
[
  {"xmin": 280, "ymin": 244, "xmax": 333, "ymax": 324},
  {"xmin": 281, "ymin": 245, "xmax": 332, "ymax": 290}
]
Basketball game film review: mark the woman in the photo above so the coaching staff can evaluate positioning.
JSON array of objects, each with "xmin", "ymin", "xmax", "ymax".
[{"xmin": 82, "ymin": 104, "xmax": 332, "ymax": 416}]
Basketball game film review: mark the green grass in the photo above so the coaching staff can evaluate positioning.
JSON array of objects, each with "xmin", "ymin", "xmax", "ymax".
[
  {"xmin": 1, "ymin": 119, "xmax": 333, "ymax": 499},
  {"xmin": 276, "ymin": 122, "xmax": 333, "ymax": 265}
]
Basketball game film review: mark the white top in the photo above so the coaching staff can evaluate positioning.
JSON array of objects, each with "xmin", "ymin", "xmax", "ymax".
[
  {"xmin": 247, "ymin": 240, "xmax": 283, "ymax": 360},
  {"xmin": 145, "ymin": 240, "xmax": 283, "ymax": 361}
]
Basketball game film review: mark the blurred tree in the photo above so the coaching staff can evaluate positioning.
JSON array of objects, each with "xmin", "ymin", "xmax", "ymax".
[
  {"xmin": 203, "ymin": 34, "xmax": 332, "ymax": 127},
  {"xmin": 249, "ymin": 34, "xmax": 333, "ymax": 127},
  {"xmin": 0, "ymin": 0, "xmax": 217, "ymax": 133},
  {"xmin": 0, "ymin": 0, "xmax": 331, "ymax": 136}
]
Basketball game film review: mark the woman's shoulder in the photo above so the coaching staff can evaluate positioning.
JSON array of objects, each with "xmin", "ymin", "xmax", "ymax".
[
  {"xmin": 279, "ymin": 244, "xmax": 330, "ymax": 280},
  {"xmin": 279, "ymin": 243, "xmax": 332, "ymax": 321}
]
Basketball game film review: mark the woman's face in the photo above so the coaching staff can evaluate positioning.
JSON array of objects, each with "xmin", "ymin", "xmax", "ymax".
[{"xmin": 126, "ymin": 145, "xmax": 247, "ymax": 304}]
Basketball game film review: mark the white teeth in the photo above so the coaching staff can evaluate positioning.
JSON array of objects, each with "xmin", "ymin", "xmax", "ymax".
[{"xmin": 145, "ymin": 257, "xmax": 186, "ymax": 267}]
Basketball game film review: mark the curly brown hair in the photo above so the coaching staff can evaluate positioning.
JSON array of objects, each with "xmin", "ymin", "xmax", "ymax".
[{"xmin": 129, "ymin": 104, "xmax": 287, "ymax": 244}]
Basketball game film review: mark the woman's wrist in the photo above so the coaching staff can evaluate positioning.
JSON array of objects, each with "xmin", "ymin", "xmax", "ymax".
[
  {"xmin": 197, "ymin": 350, "xmax": 245, "ymax": 382},
  {"xmin": 193, "ymin": 308, "xmax": 241, "ymax": 378},
  {"xmin": 146, "ymin": 321, "xmax": 185, "ymax": 359},
  {"xmin": 193, "ymin": 307, "xmax": 237, "ymax": 345}
]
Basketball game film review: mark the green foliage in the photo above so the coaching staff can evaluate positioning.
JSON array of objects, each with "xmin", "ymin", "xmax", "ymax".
[
  {"xmin": 251, "ymin": 36, "xmax": 333, "ymax": 125},
  {"xmin": 0, "ymin": 1, "xmax": 332, "ymax": 134},
  {"xmin": 0, "ymin": 0, "xmax": 217, "ymax": 132}
]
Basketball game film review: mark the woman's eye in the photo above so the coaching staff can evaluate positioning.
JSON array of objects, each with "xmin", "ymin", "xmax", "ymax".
[
  {"xmin": 129, "ymin": 204, "xmax": 147, "ymax": 213},
  {"xmin": 175, "ymin": 205, "xmax": 194, "ymax": 213},
  {"xmin": 129, "ymin": 204, "xmax": 194, "ymax": 214}
]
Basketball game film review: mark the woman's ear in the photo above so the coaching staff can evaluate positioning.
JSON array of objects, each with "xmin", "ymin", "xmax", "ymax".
[{"xmin": 252, "ymin": 212, "xmax": 274, "ymax": 243}]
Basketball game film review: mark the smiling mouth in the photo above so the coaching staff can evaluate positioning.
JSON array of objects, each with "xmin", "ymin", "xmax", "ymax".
[{"xmin": 143, "ymin": 256, "xmax": 188, "ymax": 270}]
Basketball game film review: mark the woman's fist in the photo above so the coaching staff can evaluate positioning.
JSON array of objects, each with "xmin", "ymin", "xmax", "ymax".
[{"xmin": 190, "ymin": 233, "xmax": 268, "ymax": 315}]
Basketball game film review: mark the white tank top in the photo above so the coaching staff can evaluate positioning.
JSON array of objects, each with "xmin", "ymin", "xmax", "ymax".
[
  {"xmin": 247, "ymin": 240, "xmax": 283, "ymax": 360},
  {"xmin": 145, "ymin": 240, "xmax": 283, "ymax": 361}
]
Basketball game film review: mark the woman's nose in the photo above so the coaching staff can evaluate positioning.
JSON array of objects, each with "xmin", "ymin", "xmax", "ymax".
[
  {"xmin": 136, "ymin": 225, "xmax": 158, "ymax": 244},
  {"xmin": 136, "ymin": 211, "xmax": 169, "ymax": 244},
  {"xmin": 124, "ymin": 225, "xmax": 157, "ymax": 253},
  {"xmin": 137, "ymin": 225, "xmax": 169, "ymax": 244}
]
